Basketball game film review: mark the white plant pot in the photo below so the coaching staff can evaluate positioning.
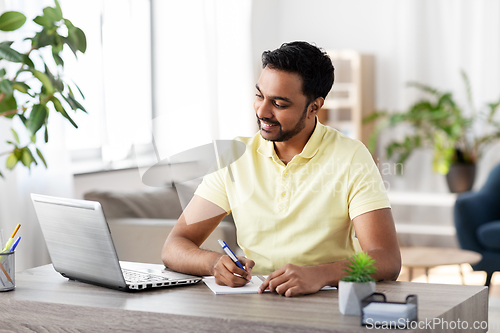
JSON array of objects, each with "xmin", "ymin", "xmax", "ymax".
[{"xmin": 338, "ymin": 280, "xmax": 376, "ymax": 316}]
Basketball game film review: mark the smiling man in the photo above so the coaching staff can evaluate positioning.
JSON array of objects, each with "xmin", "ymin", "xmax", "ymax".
[{"xmin": 162, "ymin": 41, "xmax": 401, "ymax": 297}]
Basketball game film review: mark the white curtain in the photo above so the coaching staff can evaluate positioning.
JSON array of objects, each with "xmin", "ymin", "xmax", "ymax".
[{"xmin": 151, "ymin": 0, "xmax": 255, "ymax": 160}]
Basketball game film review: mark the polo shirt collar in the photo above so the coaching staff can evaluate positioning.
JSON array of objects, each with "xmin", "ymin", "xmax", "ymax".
[
  {"xmin": 257, "ymin": 118, "xmax": 325, "ymax": 160},
  {"xmin": 298, "ymin": 120, "xmax": 324, "ymax": 159}
]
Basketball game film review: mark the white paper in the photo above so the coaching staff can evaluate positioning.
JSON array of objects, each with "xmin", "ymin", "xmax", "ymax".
[
  {"xmin": 203, "ymin": 276, "xmax": 264, "ymax": 294},
  {"xmin": 202, "ymin": 276, "xmax": 337, "ymax": 295}
]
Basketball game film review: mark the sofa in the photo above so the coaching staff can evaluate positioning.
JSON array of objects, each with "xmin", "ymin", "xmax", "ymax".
[
  {"xmin": 454, "ymin": 162, "xmax": 500, "ymax": 286},
  {"xmin": 84, "ymin": 187, "xmax": 238, "ymax": 265}
]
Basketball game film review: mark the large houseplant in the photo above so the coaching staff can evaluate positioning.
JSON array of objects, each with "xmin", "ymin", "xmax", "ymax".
[
  {"xmin": 365, "ymin": 71, "xmax": 500, "ymax": 192},
  {"xmin": 339, "ymin": 252, "xmax": 377, "ymax": 316},
  {"xmin": 0, "ymin": 0, "xmax": 86, "ymax": 178}
]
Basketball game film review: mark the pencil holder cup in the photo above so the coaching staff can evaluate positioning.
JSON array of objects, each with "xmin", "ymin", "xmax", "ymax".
[{"xmin": 0, "ymin": 251, "xmax": 15, "ymax": 291}]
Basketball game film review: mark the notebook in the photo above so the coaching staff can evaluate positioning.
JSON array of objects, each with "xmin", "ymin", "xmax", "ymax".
[
  {"xmin": 31, "ymin": 193, "xmax": 201, "ymax": 291},
  {"xmin": 203, "ymin": 275, "xmax": 337, "ymax": 294}
]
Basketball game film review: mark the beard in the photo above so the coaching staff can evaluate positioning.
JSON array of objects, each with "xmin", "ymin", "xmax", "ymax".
[{"xmin": 257, "ymin": 104, "xmax": 308, "ymax": 142}]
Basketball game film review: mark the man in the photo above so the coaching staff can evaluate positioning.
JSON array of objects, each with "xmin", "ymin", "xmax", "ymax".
[{"xmin": 162, "ymin": 41, "xmax": 401, "ymax": 297}]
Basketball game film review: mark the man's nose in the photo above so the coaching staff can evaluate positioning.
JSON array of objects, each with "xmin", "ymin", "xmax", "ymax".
[{"xmin": 255, "ymin": 100, "xmax": 273, "ymax": 119}]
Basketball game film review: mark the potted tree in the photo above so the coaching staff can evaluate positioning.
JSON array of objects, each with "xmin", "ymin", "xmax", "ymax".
[
  {"xmin": 338, "ymin": 252, "xmax": 377, "ymax": 316},
  {"xmin": 365, "ymin": 71, "xmax": 500, "ymax": 193},
  {"xmin": 0, "ymin": 1, "xmax": 86, "ymax": 177}
]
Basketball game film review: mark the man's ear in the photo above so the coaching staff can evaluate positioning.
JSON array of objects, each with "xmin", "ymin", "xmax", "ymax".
[{"xmin": 308, "ymin": 97, "xmax": 325, "ymax": 118}]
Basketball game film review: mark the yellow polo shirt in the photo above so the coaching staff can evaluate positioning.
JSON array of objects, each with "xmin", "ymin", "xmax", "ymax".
[{"xmin": 195, "ymin": 121, "xmax": 391, "ymax": 274}]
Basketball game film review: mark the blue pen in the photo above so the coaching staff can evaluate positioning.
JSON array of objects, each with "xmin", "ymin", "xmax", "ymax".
[
  {"xmin": 218, "ymin": 239, "xmax": 245, "ymax": 271},
  {"xmin": 9, "ymin": 237, "xmax": 20, "ymax": 252}
]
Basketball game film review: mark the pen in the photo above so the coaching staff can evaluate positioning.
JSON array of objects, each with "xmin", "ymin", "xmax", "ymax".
[
  {"xmin": 2, "ymin": 224, "xmax": 20, "ymax": 253},
  {"xmin": 218, "ymin": 239, "xmax": 245, "ymax": 271},
  {"xmin": 9, "ymin": 237, "xmax": 21, "ymax": 252},
  {"xmin": 0, "ymin": 262, "xmax": 12, "ymax": 283}
]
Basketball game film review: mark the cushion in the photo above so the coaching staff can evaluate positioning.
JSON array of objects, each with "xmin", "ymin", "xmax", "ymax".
[
  {"xmin": 476, "ymin": 221, "xmax": 500, "ymax": 251},
  {"xmin": 84, "ymin": 188, "xmax": 184, "ymax": 219},
  {"xmin": 83, "ymin": 188, "xmax": 234, "ymax": 222}
]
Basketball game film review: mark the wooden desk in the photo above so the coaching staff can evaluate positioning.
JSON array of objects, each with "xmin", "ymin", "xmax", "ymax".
[{"xmin": 0, "ymin": 265, "xmax": 488, "ymax": 332}]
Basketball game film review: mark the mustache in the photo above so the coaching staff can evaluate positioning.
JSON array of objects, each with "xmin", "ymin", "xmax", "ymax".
[{"xmin": 257, "ymin": 117, "xmax": 280, "ymax": 126}]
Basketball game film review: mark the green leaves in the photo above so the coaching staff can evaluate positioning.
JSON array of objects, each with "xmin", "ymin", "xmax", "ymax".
[
  {"xmin": 43, "ymin": 6, "xmax": 63, "ymax": 23},
  {"xmin": 11, "ymin": 82, "xmax": 31, "ymax": 95},
  {"xmin": 364, "ymin": 70, "xmax": 500, "ymax": 176},
  {"xmin": 341, "ymin": 252, "xmax": 377, "ymax": 283},
  {"xmin": 36, "ymin": 148, "xmax": 47, "ymax": 168},
  {"xmin": 6, "ymin": 153, "xmax": 18, "ymax": 169},
  {"xmin": 33, "ymin": 15, "xmax": 52, "ymax": 28},
  {"xmin": 26, "ymin": 104, "xmax": 48, "ymax": 136},
  {"xmin": 31, "ymin": 69, "xmax": 54, "ymax": 95},
  {"xmin": 0, "ymin": 1, "xmax": 87, "ymax": 177},
  {"xmin": 11, "ymin": 129, "xmax": 20, "ymax": 144},
  {"xmin": 51, "ymin": 96, "xmax": 78, "ymax": 128},
  {"xmin": 0, "ymin": 41, "xmax": 25, "ymax": 62},
  {"xmin": 32, "ymin": 1, "xmax": 86, "ymax": 59},
  {"xmin": 0, "ymin": 11, "xmax": 26, "ymax": 32},
  {"xmin": 20, "ymin": 147, "xmax": 37, "ymax": 168},
  {"xmin": 0, "ymin": 93, "xmax": 17, "ymax": 115},
  {"xmin": 34, "ymin": 0, "xmax": 63, "ymax": 28},
  {"xmin": 70, "ymin": 27, "xmax": 86, "ymax": 53},
  {"xmin": 0, "ymin": 79, "xmax": 13, "ymax": 96},
  {"xmin": 5, "ymin": 146, "xmax": 37, "ymax": 170}
]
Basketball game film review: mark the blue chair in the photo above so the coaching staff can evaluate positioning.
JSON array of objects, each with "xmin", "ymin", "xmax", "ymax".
[{"xmin": 454, "ymin": 163, "xmax": 500, "ymax": 286}]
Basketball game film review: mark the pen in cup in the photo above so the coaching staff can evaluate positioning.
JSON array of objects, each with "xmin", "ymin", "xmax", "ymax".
[
  {"xmin": 0, "ymin": 224, "xmax": 20, "ymax": 286},
  {"xmin": 2, "ymin": 224, "xmax": 20, "ymax": 253},
  {"xmin": 9, "ymin": 237, "xmax": 21, "ymax": 252}
]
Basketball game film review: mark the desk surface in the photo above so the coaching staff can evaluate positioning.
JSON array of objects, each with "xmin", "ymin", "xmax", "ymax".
[{"xmin": 0, "ymin": 264, "xmax": 488, "ymax": 333}]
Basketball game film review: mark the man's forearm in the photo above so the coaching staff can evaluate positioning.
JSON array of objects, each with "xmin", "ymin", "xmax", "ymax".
[
  {"xmin": 162, "ymin": 236, "xmax": 222, "ymax": 276},
  {"xmin": 318, "ymin": 249, "xmax": 401, "ymax": 287}
]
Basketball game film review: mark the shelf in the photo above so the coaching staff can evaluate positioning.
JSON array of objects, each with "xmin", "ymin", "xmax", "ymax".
[
  {"xmin": 321, "ymin": 50, "xmax": 374, "ymax": 146},
  {"xmin": 322, "ymin": 99, "xmax": 355, "ymax": 109},
  {"xmin": 387, "ymin": 191, "xmax": 458, "ymax": 207}
]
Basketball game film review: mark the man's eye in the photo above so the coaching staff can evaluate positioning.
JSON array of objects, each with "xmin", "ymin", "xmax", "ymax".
[
  {"xmin": 274, "ymin": 102, "xmax": 286, "ymax": 108},
  {"xmin": 255, "ymin": 94, "xmax": 263, "ymax": 99}
]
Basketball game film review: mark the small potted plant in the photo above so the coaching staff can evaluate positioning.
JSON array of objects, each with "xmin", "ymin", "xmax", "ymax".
[{"xmin": 338, "ymin": 252, "xmax": 377, "ymax": 316}]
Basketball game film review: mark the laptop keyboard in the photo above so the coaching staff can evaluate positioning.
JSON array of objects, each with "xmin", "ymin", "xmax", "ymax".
[{"xmin": 122, "ymin": 269, "xmax": 169, "ymax": 283}]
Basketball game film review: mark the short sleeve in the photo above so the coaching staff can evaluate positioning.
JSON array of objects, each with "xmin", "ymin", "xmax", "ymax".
[
  {"xmin": 347, "ymin": 144, "xmax": 391, "ymax": 220},
  {"xmin": 194, "ymin": 167, "xmax": 231, "ymax": 213}
]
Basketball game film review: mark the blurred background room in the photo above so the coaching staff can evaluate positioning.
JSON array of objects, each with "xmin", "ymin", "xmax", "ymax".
[{"xmin": 1, "ymin": 2, "xmax": 499, "ymax": 321}]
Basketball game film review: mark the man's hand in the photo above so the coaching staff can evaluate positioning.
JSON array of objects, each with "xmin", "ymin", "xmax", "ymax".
[
  {"xmin": 213, "ymin": 256, "xmax": 255, "ymax": 287},
  {"xmin": 258, "ymin": 264, "xmax": 325, "ymax": 297}
]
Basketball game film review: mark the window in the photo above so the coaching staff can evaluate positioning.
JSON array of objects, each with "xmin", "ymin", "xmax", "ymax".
[
  {"xmin": 60, "ymin": 0, "xmax": 254, "ymax": 174},
  {"xmin": 61, "ymin": 0, "xmax": 153, "ymax": 173}
]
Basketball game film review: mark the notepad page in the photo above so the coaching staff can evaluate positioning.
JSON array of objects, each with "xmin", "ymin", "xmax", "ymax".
[
  {"xmin": 203, "ymin": 276, "xmax": 264, "ymax": 294},
  {"xmin": 202, "ymin": 276, "xmax": 337, "ymax": 294}
]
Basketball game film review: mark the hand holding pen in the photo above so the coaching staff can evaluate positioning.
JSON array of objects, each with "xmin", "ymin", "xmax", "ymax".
[{"xmin": 214, "ymin": 239, "xmax": 255, "ymax": 288}]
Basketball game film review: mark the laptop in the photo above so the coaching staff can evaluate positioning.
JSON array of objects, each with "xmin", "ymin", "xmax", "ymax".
[{"xmin": 31, "ymin": 193, "xmax": 201, "ymax": 291}]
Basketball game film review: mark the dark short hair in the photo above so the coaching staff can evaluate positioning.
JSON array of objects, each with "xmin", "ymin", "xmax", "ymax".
[{"xmin": 261, "ymin": 41, "xmax": 335, "ymax": 103}]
